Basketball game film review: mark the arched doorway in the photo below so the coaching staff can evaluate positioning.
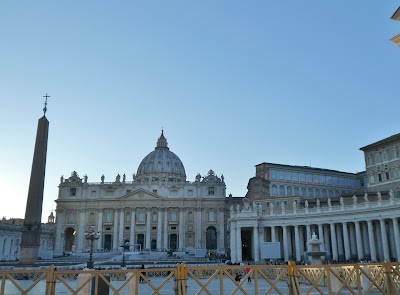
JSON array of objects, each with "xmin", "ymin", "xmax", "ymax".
[
  {"xmin": 206, "ymin": 226, "xmax": 217, "ymax": 250},
  {"xmin": 151, "ymin": 239, "xmax": 157, "ymax": 250},
  {"xmin": 64, "ymin": 227, "xmax": 76, "ymax": 252},
  {"xmin": 169, "ymin": 234, "xmax": 178, "ymax": 250}
]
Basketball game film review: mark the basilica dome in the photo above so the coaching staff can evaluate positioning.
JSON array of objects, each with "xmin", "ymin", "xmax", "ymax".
[{"xmin": 135, "ymin": 131, "xmax": 186, "ymax": 182}]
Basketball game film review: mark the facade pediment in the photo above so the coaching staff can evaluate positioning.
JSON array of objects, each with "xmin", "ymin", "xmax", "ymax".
[{"xmin": 118, "ymin": 189, "xmax": 162, "ymax": 200}]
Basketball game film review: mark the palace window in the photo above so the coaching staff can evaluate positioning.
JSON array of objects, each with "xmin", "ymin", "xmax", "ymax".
[
  {"xmin": 138, "ymin": 211, "xmax": 145, "ymax": 222},
  {"xmin": 378, "ymin": 174, "xmax": 382, "ymax": 182},
  {"xmin": 106, "ymin": 212, "xmax": 112, "ymax": 223},
  {"xmin": 170, "ymin": 211, "xmax": 177, "ymax": 222},
  {"xmin": 152, "ymin": 212, "xmax": 157, "ymax": 222},
  {"xmin": 70, "ymin": 188, "xmax": 76, "ymax": 196},
  {"xmin": 208, "ymin": 210, "xmax": 215, "ymax": 222},
  {"xmin": 208, "ymin": 187, "xmax": 215, "ymax": 195}
]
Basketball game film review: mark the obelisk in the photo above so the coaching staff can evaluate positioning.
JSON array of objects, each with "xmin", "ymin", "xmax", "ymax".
[{"xmin": 19, "ymin": 94, "xmax": 50, "ymax": 265}]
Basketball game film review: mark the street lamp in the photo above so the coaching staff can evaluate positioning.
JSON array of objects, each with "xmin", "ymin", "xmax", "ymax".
[
  {"xmin": 84, "ymin": 225, "xmax": 100, "ymax": 269},
  {"xmin": 120, "ymin": 239, "xmax": 129, "ymax": 267}
]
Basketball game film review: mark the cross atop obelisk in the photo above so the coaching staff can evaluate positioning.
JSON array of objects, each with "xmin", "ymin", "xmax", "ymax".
[{"xmin": 43, "ymin": 93, "xmax": 50, "ymax": 116}]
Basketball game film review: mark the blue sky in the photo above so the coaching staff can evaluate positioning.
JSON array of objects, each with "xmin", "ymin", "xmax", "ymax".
[{"xmin": 0, "ymin": 1, "xmax": 399, "ymax": 222}]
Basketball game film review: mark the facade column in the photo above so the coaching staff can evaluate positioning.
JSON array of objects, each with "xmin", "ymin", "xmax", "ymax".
[
  {"xmin": 336, "ymin": 224, "xmax": 344, "ymax": 259},
  {"xmin": 230, "ymin": 221, "xmax": 237, "ymax": 262},
  {"xmin": 253, "ymin": 226, "xmax": 260, "ymax": 262},
  {"xmin": 157, "ymin": 209, "xmax": 162, "ymax": 251},
  {"xmin": 287, "ymin": 227, "xmax": 293, "ymax": 259},
  {"xmin": 163, "ymin": 209, "xmax": 168, "ymax": 249},
  {"xmin": 354, "ymin": 221, "xmax": 363, "ymax": 260},
  {"xmin": 118, "ymin": 208, "xmax": 124, "ymax": 244},
  {"xmin": 388, "ymin": 221, "xmax": 396, "ymax": 259},
  {"xmin": 97, "ymin": 210, "xmax": 103, "ymax": 250},
  {"xmin": 380, "ymin": 219, "xmax": 390, "ymax": 261},
  {"xmin": 129, "ymin": 208, "xmax": 136, "ymax": 250},
  {"xmin": 146, "ymin": 208, "xmax": 151, "ymax": 250},
  {"xmin": 77, "ymin": 209, "xmax": 85, "ymax": 252},
  {"xmin": 294, "ymin": 225, "xmax": 301, "ymax": 261},
  {"xmin": 196, "ymin": 208, "xmax": 203, "ymax": 248},
  {"xmin": 218, "ymin": 209, "xmax": 225, "ymax": 252},
  {"xmin": 113, "ymin": 209, "xmax": 119, "ymax": 251},
  {"xmin": 282, "ymin": 225, "xmax": 289, "ymax": 261},
  {"xmin": 392, "ymin": 218, "xmax": 400, "ymax": 261},
  {"xmin": 271, "ymin": 226, "xmax": 276, "ymax": 242},
  {"xmin": 299, "ymin": 226, "xmax": 305, "ymax": 256},
  {"xmin": 367, "ymin": 220, "xmax": 377, "ymax": 261},
  {"xmin": 179, "ymin": 208, "xmax": 184, "ymax": 250},
  {"xmin": 349, "ymin": 224, "xmax": 357, "ymax": 257},
  {"xmin": 342, "ymin": 222, "xmax": 351, "ymax": 260},
  {"xmin": 330, "ymin": 223, "xmax": 338, "ymax": 260},
  {"xmin": 236, "ymin": 226, "xmax": 242, "ymax": 262}
]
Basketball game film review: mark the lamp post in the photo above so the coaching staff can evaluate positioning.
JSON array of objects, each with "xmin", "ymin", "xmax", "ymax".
[
  {"xmin": 120, "ymin": 239, "xmax": 128, "ymax": 267},
  {"xmin": 84, "ymin": 226, "xmax": 100, "ymax": 269}
]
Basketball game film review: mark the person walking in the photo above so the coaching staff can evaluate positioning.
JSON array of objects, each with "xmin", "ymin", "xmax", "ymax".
[{"xmin": 246, "ymin": 262, "xmax": 252, "ymax": 282}]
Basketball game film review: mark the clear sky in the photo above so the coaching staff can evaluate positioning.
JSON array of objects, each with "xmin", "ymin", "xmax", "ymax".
[{"xmin": 0, "ymin": 1, "xmax": 399, "ymax": 222}]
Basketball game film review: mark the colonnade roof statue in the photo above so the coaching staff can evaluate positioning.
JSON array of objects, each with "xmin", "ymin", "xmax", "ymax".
[{"xmin": 135, "ymin": 130, "xmax": 186, "ymax": 182}]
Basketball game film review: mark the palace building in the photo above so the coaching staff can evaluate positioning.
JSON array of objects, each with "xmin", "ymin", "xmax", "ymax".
[
  {"xmin": 53, "ymin": 131, "xmax": 227, "ymax": 256},
  {"xmin": 229, "ymin": 133, "xmax": 400, "ymax": 263}
]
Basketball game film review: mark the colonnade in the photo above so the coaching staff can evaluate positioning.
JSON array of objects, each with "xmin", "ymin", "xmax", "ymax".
[{"xmin": 230, "ymin": 217, "xmax": 400, "ymax": 263}]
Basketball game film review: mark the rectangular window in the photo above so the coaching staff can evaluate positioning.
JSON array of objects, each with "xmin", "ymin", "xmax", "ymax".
[
  {"xmin": 299, "ymin": 173, "xmax": 306, "ymax": 183},
  {"xmin": 188, "ymin": 189, "xmax": 193, "ymax": 196},
  {"xmin": 386, "ymin": 172, "xmax": 390, "ymax": 180},
  {"xmin": 70, "ymin": 188, "xmax": 76, "ymax": 196},
  {"xmin": 369, "ymin": 175, "xmax": 374, "ymax": 183},
  {"xmin": 378, "ymin": 174, "xmax": 382, "ymax": 182},
  {"xmin": 208, "ymin": 187, "xmax": 215, "ymax": 195},
  {"xmin": 266, "ymin": 201, "xmax": 270, "ymax": 208},
  {"xmin": 125, "ymin": 226, "xmax": 129, "ymax": 230},
  {"xmin": 126, "ymin": 190, "xmax": 131, "ymax": 194},
  {"xmin": 306, "ymin": 174, "xmax": 312, "ymax": 183},
  {"xmin": 152, "ymin": 226, "xmax": 156, "ymax": 230},
  {"xmin": 153, "ymin": 190, "xmax": 158, "ymax": 194},
  {"xmin": 291, "ymin": 172, "xmax": 299, "ymax": 182},
  {"xmin": 270, "ymin": 170, "xmax": 277, "ymax": 180}
]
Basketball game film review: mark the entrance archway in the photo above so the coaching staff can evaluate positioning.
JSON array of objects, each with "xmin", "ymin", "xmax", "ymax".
[
  {"xmin": 64, "ymin": 227, "xmax": 75, "ymax": 252},
  {"xmin": 206, "ymin": 226, "xmax": 217, "ymax": 250},
  {"xmin": 169, "ymin": 234, "xmax": 178, "ymax": 250}
]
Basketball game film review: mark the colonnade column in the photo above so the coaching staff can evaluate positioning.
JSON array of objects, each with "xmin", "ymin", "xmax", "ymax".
[
  {"xmin": 129, "ymin": 208, "xmax": 136, "ymax": 249},
  {"xmin": 282, "ymin": 226, "xmax": 289, "ymax": 261},
  {"xmin": 157, "ymin": 210, "xmax": 162, "ymax": 251},
  {"xmin": 294, "ymin": 225, "xmax": 301, "ymax": 261},
  {"xmin": 97, "ymin": 209, "xmax": 103, "ymax": 250},
  {"xmin": 306, "ymin": 225, "xmax": 311, "ymax": 252},
  {"xmin": 342, "ymin": 222, "xmax": 351, "ymax": 260},
  {"xmin": 146, "ymin": 208, "xmax": 151, "ymax": 250},
  {"xmin": 330, "ymin": 223, "xmax": 338, "ymax": 260},
  {"xmin": 113, "ymin": 209, "xmax": 119, "ymax": 251},
  {"xmin": 236, "ymin": 226, "xmax": 242, "ymax": 262},
  {"xmin": 271, "ymin": 226, "xmax": 276, "ymax": 242},
  {"xmin": 380, "ymin": 219, "xmax": 390, "ymax": 261},
  {"xmin": 253, "ymin": 226, "xmax": 260, "ymax": 262},
  {"xmin": 354, "ymin": 221, "xmax": 363, "ymax": 260},
  {"xmin": 118, "ymin": 208, "xmax": 124, "ymax": 244},
  {"xmin": 323, "ymin": 225, "xmax": 330, "ymax": 256},
  {"xmin": 367, "ymin": 220, "xmax": 377, "ymax": 261},
  {"xmin": 392, "ymin": 218, "xmax": 400, "ymax": 261},
  {"xmin": 163, "ymin": 209, "xmax": 168, "ymax": 250},
  {"xmin": 230, "ymin": 221, "xmax": 237, "ymax": 262},
  {"xmin": 318, "ymin": 224, "xmax": 325, "ymax": 251},
  {"xmin": 362, "ymin": 222, "xmax": 370, "ymax": 258},
  {"xmin": 179, "ymin": 208, "xmax": 184, "ymax": 250},
  {"xmin": 54, "ymin": 209, "xmax": 65, "ymax": 256}
]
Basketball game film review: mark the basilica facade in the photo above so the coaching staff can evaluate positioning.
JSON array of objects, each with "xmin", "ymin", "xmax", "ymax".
[{"xmin": 53, "ymin": 131, "xmax": 227, "ymax": 256}]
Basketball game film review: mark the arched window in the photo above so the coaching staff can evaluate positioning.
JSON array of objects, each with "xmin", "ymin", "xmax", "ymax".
[
  {"xmin": 287, "ymin": 186, "xmax": 293, "ymax": 196},
  {"xmin": 68, "ymin": 212, "xmax": 75, "ymax": 224},
  {"xmin": 335, "ymin": 190, "xmax": 340, "ymax": 197},
  {"xmin": 209, "ymin": 210, "xmax": 215, "ymax": 222},
  {"xmin": 315, "ymin": 189, "xmax": 321, "ymax": 198},
  {"xmin": 328, "ymin": 190, "xmax": 334, "ymax": 197},
  {"xmin": 279, "ymin": 185, "xmax": 285, "ymax": 196},
  {"xmin": 171, "ymin": 211, "xmax": 177, "ymax": 222},
  {"xmin": 322, "ymin": 189, "xmax": 327, "ymax": 198},
  {"xmin": 301, "ymin": 187, "xmax": 306, "ymax": 197},
  {"xmin": 294, "ymin": 187, "xmax": 300, "ymax": 196},
  {"xmin": 271, "ymin": 185, "xmax": 278, "ymax": 196},
  {"xmin": 106, "ymin": 211, "xmax": 112, "ymax": 223},
  {"xmin": 308, "ymin": 188, "xmax": 314, "ymax": 198}
]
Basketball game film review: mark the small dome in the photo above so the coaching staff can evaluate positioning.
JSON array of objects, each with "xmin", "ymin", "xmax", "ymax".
[{"xmin": 136, "ymin": 131, "xmax": 186, "ymax": 182}]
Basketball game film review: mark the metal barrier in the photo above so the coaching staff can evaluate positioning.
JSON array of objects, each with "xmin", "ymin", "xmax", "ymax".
[{"xmin": 1, "ymin": 262, "xmax": 400, "ymax": 294}]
